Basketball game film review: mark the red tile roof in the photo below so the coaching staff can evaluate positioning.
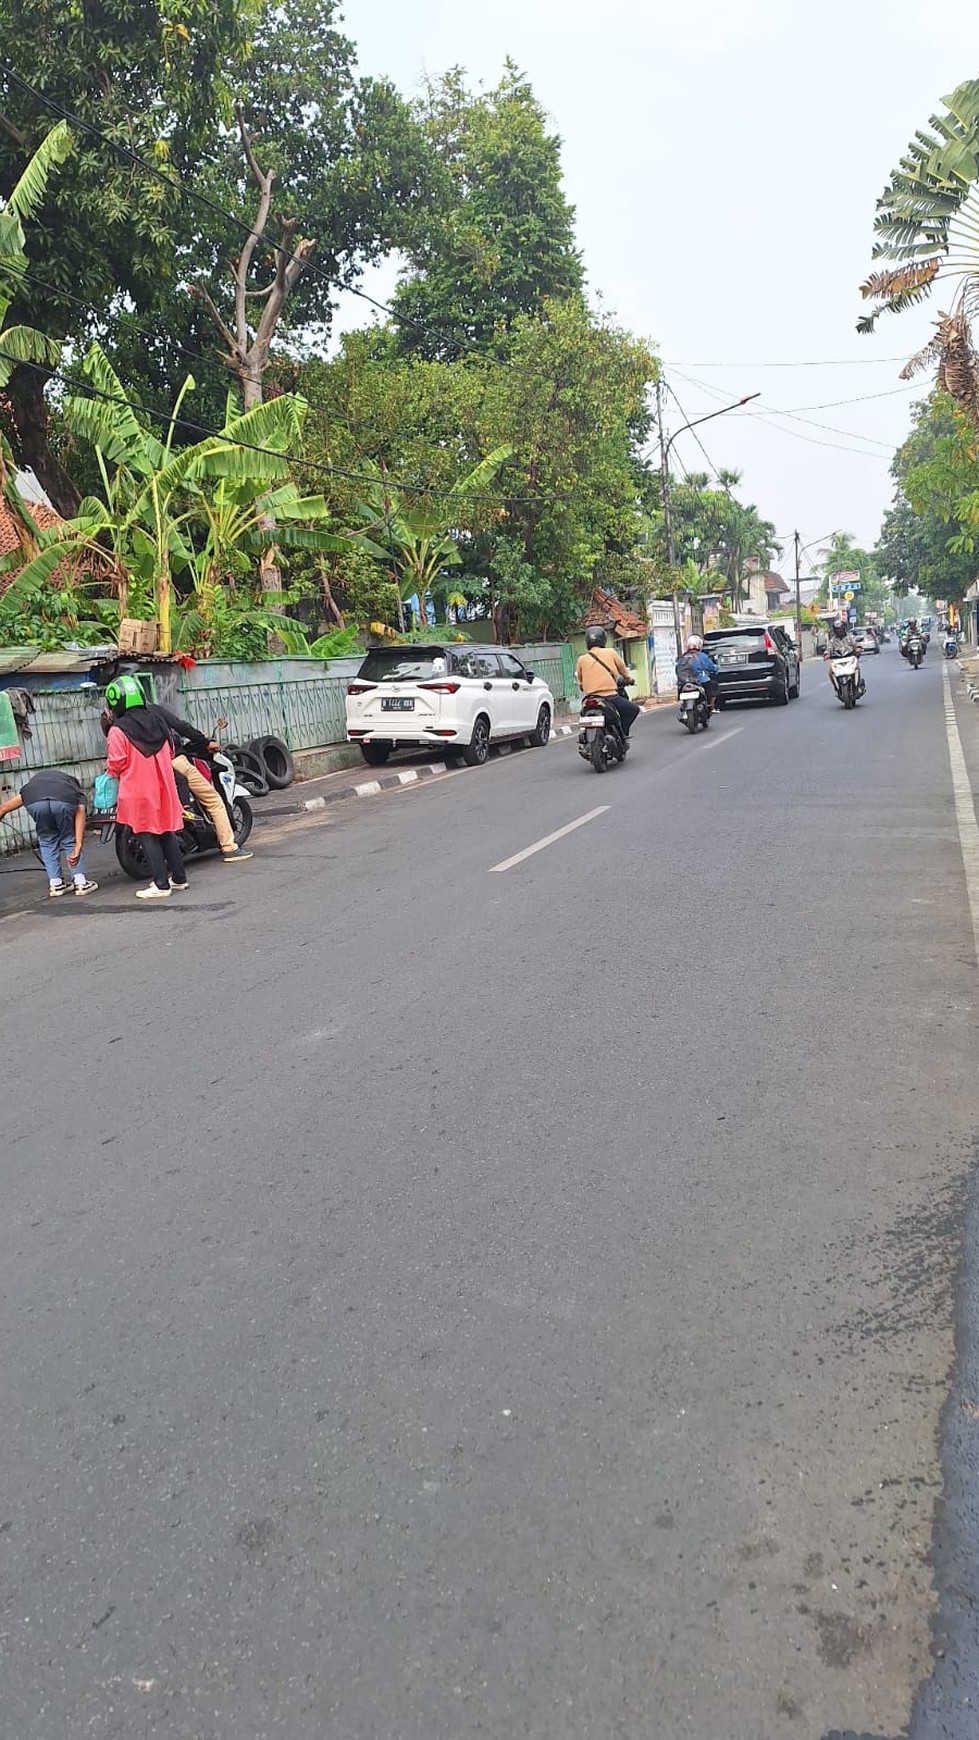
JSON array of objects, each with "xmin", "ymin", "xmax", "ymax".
[
  {"xmin": 0, "ymin": 493, "xmax": 67, "ymax": 597},
  {"xmin": 584, "ymin": 588, "xmax": 648, "ymax": 639}
]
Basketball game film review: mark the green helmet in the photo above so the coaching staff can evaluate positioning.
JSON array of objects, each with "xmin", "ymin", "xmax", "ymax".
[{"xmin": 105, "ymin": 673, "xmax": 146, "ymax": 714}]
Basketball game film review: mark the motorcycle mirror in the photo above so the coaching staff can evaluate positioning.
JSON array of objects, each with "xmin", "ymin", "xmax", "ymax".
[{"xmin": 214, "ymin": 717, "xmax": 227, "ymax": 731}]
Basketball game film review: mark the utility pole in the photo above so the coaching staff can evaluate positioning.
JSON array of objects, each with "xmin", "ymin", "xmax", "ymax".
[
  {"xmin": 657, "ymin": 385, "xmax": 761, "ymax": 681},
  {"xmin": 656, "ymin": 379, "xmax": 683, "ymax": 664},
  {"xmin": 794, "ymin": 529, "xmax": 803, "ymax": 660}
]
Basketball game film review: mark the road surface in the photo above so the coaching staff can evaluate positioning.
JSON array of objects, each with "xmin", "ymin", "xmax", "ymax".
[{"xmin": 3, "ymin": 645, "xmax": 979, "ymax": 1739}]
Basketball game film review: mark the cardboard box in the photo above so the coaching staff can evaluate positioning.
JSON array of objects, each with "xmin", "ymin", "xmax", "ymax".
[{"xmin": 118, "ymin": 618, "xmax": 159, "ymax": 655}]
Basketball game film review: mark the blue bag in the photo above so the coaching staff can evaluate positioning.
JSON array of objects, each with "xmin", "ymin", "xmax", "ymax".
[{"xmin": 93, "ymin": 772, "xmax": 119, "ymax": 814}]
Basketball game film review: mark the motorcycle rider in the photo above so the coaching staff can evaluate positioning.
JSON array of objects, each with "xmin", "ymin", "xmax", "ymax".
[
  {"xmin": 575, "ymin": 627, "xmax": 640, "ymax": 740},
  {"xmin": 675, "ymin": 634, "xmax": 719, "ymax": 710},
  {"xmin": 157, "ymin": 704, "xmax": 252, "ymax": 864},
  {"xmin": 823, "ymin": 617, "xmax": 862, "ymax": 696},
  {"xmin": 101, "ymin": 686, "xmax": 252, "ymax": 862}
]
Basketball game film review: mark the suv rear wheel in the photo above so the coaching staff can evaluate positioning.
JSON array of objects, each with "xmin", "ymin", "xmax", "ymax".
[
  {"xmin": 463, "ymin": 714, "xmax": 491, "ymax": 766},
  {"xmin": 789, "ymin": 666, "xmax": 800, "ymax": 699},
  {"xmin": 775, "ymin": 678, "xmax": 790, "ymax": 706},
  {"xmin": 529, "ymin": 704, "xmax": 551, "ymax": 747},
  {"xmin": 360, "ymin": 742, "xmax": 392, "ymax": 766}
]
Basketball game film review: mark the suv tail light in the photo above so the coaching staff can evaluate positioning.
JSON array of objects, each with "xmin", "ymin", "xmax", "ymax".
[
  {"xmin": 419, "ymin": 681, "xmax": 461, "ymax": 694},
  {"xmin": 763, "ymin": 632, "xmax": 776, "ymax": 654},
  {"xmin": 347, "ymin": 681, "xmax": 376, "ymax": 695}
]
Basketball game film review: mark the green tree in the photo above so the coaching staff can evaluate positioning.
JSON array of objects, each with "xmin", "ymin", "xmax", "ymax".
[
  {"xmin": 0, "ymin": 0, "xmax": 249, "ymax": 509},
  {"xmin": 0, "ymin": 344, "xmax": 354, "ymax": 653},
  {"xmin": 392, "ymin": 63, "xmax": 583, "ymax": 360},
  {"xmin": 875, "ymin": 389, "xmax": 977, "ymax": 600}
]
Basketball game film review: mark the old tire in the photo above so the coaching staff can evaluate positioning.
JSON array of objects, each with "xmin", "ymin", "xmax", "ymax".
[{"xmin": 246, "ymin": 734, "xmax": 295, "ymax": 790}]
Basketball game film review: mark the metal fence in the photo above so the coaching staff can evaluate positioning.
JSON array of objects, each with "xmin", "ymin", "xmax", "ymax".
[{"xmin": 0, "ymin": 686, "xmax": 107, "ymax": 855}]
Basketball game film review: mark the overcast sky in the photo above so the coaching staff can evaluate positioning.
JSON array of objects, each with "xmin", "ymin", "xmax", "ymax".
[{"xmin": 336, "ymin": 0, "xmax": 979, "ymax": 575}]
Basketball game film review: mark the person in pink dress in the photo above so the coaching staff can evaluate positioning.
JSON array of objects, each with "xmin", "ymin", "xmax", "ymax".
[{"xmin": 103, "ymin": 675, "xmax": 189, "ymax": 901}]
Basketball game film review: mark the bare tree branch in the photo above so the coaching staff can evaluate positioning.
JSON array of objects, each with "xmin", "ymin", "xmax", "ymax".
[{"xmin": 186, "ymin": 279, "xmax": 238, "ymax": 356}]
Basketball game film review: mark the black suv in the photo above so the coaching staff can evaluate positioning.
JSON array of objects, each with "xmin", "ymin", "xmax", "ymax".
[{"xmin": 704, "ymin": 623, "xmax": 801, "ymax": 708}]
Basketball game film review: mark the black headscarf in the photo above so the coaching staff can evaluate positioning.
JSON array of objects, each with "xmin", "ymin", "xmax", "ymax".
[{"xmin": 110, "ymin": 702, "xmax": 173, "ymax": 758}]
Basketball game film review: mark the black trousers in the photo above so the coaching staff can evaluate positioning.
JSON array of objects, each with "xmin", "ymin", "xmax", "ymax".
[
  {"xmin": 137, "ymin": 831, "xmax": 186, "ymax": 889},
  {"xmin": 608, "ymin": 693, "xmax": 640, "ymax": 737}
]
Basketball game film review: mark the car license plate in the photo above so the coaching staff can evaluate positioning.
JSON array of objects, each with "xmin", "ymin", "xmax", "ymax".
[
  {"xmin": 722, "ymin": 652, "xmax": 748, "ymax": 666},
  {"xmin": 381, "ymin": 697, "xmax": 414, "ymax": 711}
]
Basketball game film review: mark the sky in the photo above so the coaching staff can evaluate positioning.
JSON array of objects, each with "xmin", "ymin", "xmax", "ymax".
[{"xmin": 335, "ymin": 0, "xmax": 979, "ymax": 577}]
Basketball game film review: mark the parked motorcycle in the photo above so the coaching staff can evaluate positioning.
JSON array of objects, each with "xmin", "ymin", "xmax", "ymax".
[
  {"xmin": 677, "ymin": 682, "xmax": 711, "ymax": 734},
  {"xmin": 100, "ymin": 728, "xmax": 253, "ymax": 879},
  {"xmin": 828, "ymin": 652, "xmax": 864, "ymax": 710},
  {"xmin": 944, "ymin": 634, "xmax": 959, "ymax": 659},
  {"xmin": 578, "ymin": 693, "xmax": 630, "ymax": 771},
  {"xmin": 905, "ymin": 634, "xmax": 924, "ymax": 669}
]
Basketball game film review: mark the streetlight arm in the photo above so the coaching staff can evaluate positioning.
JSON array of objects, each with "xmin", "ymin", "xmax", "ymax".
[{"xmin": 663, "ymin": 393, "xmax": 760, "ymax": 464}]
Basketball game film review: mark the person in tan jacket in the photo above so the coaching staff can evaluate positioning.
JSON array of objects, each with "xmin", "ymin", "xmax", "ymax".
[{"xmin": 575, "ymin": 627, "xmax": 640, "ymax": 738}]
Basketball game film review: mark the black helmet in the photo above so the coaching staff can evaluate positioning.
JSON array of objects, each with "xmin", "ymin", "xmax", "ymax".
[{"xmin": 585, "ymin": 626, "xmax": 607, "ymax": 650}]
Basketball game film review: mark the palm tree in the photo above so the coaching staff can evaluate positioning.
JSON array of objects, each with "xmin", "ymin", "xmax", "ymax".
[{"xmin": 858, "ymin": 80, "xmax": 979, "ymax": 423}]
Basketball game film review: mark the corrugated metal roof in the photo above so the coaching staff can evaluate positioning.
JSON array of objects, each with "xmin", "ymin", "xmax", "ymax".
[{"xmin": 0, "ymin": 646, "xmax": 42, "ymax": 674}]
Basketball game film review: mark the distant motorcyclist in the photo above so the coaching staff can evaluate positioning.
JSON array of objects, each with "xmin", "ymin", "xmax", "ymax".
[
  {"xmin": 575, "ymin": 627, "xmax": 640, "ymax": 739},
  {"xmin": 675, "ymin": 634, "xmax": 719, "ymax": 709},
  {"xmin": 823, "ymin": 618, "xmax": 861, "ymax": 696}
]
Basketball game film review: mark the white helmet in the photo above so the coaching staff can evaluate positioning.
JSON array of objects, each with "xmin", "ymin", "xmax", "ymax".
[{"xmin": 685, "ymin": 635, "xmax": 703, "ymax": 652}]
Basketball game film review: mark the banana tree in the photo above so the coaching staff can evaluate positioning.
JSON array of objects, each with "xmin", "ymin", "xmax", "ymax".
[
  {"xmin": 351, "ymin": 447, "xmax": 513, "ymax": 629},
  {"xmin": 0, "ymin": 122, "xmax": 72, "ymax": 548},
  {"xmin": 0, "ymin": 344, "xmax": 362, "ymax": 653}
]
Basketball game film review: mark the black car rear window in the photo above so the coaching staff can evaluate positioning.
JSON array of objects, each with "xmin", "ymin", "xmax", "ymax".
[
  {"xmin": 705, "ymin": 629, "xmax": 768, "ymax": 650},
  {"xmin": 357, "ymin": 647, "xmax": 449, "ymax": 683}
]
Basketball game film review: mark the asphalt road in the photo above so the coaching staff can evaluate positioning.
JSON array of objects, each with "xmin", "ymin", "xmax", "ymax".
[{"xmin": 4, "ymin": 645, "xmax": 979, "ymax": 1740}]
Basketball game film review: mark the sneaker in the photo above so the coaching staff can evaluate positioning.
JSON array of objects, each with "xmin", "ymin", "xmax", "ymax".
[
  {"xmin": 222, "ymin": 847, "xmax": 253, "ymax": 863},
  {"xmin": 48, "ymin": 881, "xmax": 69, "ymax": 898},
  {"xmin": 135, "ymin": 883, "xmax": 172, "ymax": 901},
  {"xmin": 73, "ymin": 880, "xmax": 99, "ymax": 896},
  {"xmin": 169, "ymin": 877, "xmax": 190, "ymax": 891}
]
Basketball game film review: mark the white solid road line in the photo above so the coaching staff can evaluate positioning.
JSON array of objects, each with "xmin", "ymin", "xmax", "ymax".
[
  {"xmin": 488, "ymin": 805, "xmax": 611, "ymax": 873},
  {"xmin": 942, "ymin": 663, "xmax": 979, "ymax": 967}
]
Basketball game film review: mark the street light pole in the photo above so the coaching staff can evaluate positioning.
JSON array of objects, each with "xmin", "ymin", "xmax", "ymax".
[
  {"xmin": 794, "ymin": 529, "xmax": 802, "ymax": 659},
  {"xmin": 657, "ymin": 389, "xmax": 761, "ymax": 666}
]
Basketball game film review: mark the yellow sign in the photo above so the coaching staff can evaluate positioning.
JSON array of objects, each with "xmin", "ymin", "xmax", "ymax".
[{"xmin": 844, "ymin": 590, "xmax": 854, "ymax": 603}]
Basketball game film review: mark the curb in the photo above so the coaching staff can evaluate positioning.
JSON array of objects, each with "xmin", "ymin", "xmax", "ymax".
[{"xmin": 296, "ymin": 722, "xmax": 588, "ymax": 812}]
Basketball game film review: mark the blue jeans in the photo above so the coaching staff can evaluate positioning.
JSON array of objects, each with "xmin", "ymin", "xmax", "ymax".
[{"xmin": 27, "ymin": 797, "xmax": 85, "ymax": 883}]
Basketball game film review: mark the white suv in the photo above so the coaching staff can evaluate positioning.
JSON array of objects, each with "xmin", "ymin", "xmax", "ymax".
[{"xmin": 346, "ymin": 643, "xmax": 555, "ymax": 767}]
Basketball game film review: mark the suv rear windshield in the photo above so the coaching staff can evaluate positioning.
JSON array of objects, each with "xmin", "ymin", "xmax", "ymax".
[
  {"xmin": 705, "ymin": 629, "xmax": 770, "ymax": 650},
  {"xmin": 357, "ymin": 647, "xmax": 449, "ymax": 683}
]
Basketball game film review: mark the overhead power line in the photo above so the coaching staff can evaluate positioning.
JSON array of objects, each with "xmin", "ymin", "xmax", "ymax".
[{"xmin": 672, "ymin": 356, "xmax": 912, "ymax": 369}]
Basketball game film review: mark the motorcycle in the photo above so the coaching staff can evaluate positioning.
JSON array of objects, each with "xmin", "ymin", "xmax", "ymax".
[
  {"xmin": 578, "ymin": 691, "xmax": 630, "ymax": 772},
  {"xmin": 828, "ymin": 652, "xmax": 864, "ymax": 710},
  {"xmin": 100, "ymin": 722, "xmax": 254, "ymax": 879},
  {"xmin": 677, "ymin": 682, "xmax": 711, "ymax": 734},
  {"xmin": 944, "ymin": 634, "xmax": 959, "ymax": 659},
  {"xmin": 905, "ymin": 634, "xmax": 924, "ymax": 669}
]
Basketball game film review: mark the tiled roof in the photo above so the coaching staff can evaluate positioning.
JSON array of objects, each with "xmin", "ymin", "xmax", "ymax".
[
  {"xmin": 0, "ymin": 492, "xmax": 69, "ymax": 598},
  {"xmin": 583, "ymin": 589, "xmax": 648, "ymax": 638}
]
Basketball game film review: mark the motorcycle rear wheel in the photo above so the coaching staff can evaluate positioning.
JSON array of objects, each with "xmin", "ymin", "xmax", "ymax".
[
  {"xmin": 685, "ymin": 710, "xmax": 698, "ymax": 734},
  {"xmin": 590, "ymin": 730, "xmax": 607, "ymax": 772}
]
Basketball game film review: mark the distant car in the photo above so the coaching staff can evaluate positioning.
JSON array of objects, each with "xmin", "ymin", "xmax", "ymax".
[
  {"xmin": 703, "ymin": 622, "xmax": 801, "ymax": 708},
  {"xmin": 345, "ymin": 642, "xmax": 554, "ymax": 767},
  {"xmin": 855, "ymin": 627, "xmax": 880, "ymax": 654},
  {"xmin": 814, "ymin": 627, "xmax": 828, "ymax": 655}
]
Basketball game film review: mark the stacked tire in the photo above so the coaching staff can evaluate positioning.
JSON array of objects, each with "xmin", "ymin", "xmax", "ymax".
[{"xmin": 223, "ymin": 734, "xmax": 295, "ymax": 797}]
